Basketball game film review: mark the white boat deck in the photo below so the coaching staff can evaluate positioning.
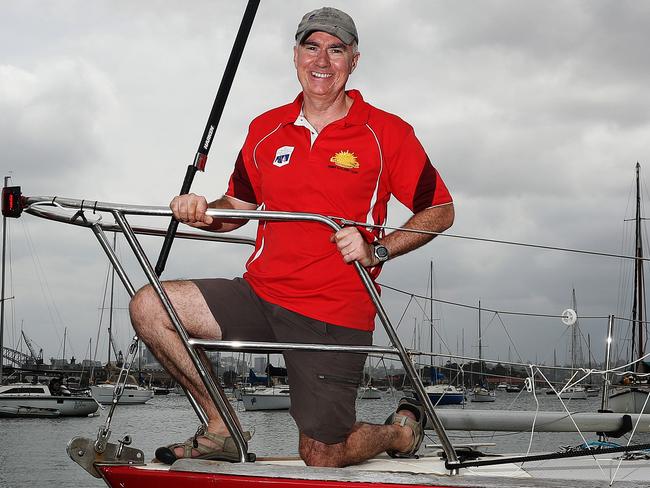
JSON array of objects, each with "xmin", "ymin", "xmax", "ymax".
[{"xmin": 123, "ymin": 450, "xmax": 650, "ymax": 487}]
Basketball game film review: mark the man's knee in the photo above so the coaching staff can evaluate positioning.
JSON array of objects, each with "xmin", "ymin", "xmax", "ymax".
[
  {"xmin": 299, "ymin": 435, "xmax": 345, "ymax": 467},
  {"xmin": 129, "ymin": 284, "xmax": 159, "ymax": 330}
]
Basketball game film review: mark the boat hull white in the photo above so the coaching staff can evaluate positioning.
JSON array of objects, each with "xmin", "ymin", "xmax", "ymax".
[
  {"xmin": 609, "ymin": 386, "xmax": 650, "ymax": 414},
  {"xmin": 241, "ymin": 387, "xmax": 290, "ymax": 411},
  {"xmin": 470, "ymin": 391, "xmax": 496, "ymax": 402},
  {"xmin": 91, "ymin": 385, "xmax": 154, "ymax": 405},
  {"xmin": 0, "ymin": 396, "xmax": 98, "ymax": 417}
]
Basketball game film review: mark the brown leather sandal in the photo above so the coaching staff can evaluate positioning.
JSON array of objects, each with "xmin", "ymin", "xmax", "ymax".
[
  {"xmin": 384, "ymin": 396, "xmax": 426, "ymax": 458},
  {"xmin": 154, "ymin": 427, "xmax": 252, "ymax": 465}
]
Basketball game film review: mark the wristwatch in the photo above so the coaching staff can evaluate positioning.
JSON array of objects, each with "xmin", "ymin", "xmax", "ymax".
[{"xmin": 372, "ymin": 242, "xmax": 390, "ymax": 264}]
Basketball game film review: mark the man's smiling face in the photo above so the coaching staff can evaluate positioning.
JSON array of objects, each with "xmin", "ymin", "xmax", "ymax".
[{"xmin": 294, "ymin": 31, "xmax": 359, "ymax": 100}]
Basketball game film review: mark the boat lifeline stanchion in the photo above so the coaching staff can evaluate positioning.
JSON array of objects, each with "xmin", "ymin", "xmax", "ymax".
[{"xmin": 155, "ymin": 0, "xmax": 260, "ymax": 277}]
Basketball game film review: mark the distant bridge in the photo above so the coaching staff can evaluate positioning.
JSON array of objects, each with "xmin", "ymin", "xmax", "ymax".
[{"xmin": 2, "ymin": 346, "xmax": 34, "ymax": 367}]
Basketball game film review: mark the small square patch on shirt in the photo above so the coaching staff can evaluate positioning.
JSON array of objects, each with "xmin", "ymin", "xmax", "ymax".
[{"xmin": 273, "ymin": 146, "xmax": 295, "ymax": 167}]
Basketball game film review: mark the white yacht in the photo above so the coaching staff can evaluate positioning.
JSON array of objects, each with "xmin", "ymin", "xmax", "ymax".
[
  {"xmin": 0, "ymin": 382, "xmax": 99, "ymax": 417},
  {"xmin": 241, "ymin": 385, "xmax": 290, "ymax": 411},
  {"xmin": 90, "ymin": 376, "xmax": 154, "ymax": 405},
  {"xmin": 469, "ymin": 386, "xmax": 496, "ymax": 402}
]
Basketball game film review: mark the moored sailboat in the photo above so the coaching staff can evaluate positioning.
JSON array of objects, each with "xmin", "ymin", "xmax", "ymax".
[
  {"xmin": 469, "ymin": 301, "xmax": 495, "ymax": 403},
  {"xmin": 0, "ymin": 381, "xmax": 98, "ymax": 418},
  {"xmin": 241, "ymin": 385, "xmax": 290, "ymax": 411},
  {"xmin": 609, "ymin": 163, "xmax": 650, "ymax": 413},
  {"xmin": 90, "ymin": 378, "xmax": 154, "ymax": 405}
]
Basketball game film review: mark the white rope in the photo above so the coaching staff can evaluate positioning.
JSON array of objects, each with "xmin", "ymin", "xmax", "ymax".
[{"xmin": 535, "ymin": 367, "xmax": 610, "ymax": 482}]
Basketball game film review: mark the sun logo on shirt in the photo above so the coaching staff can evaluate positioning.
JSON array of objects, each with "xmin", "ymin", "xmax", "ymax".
[{"xmin": 330, "ymin": 151, "xmax": 360, "ymax": 170}]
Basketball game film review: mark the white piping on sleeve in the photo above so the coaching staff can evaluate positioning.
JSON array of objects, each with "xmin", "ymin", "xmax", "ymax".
[
  {"xmin": 223, "ymin": 194, "xmax": 259, "ymax": 207},
  {"xmin": 247, "ymin": 227, "xmax": 266, "ymax": 266},
  {"xmin": 424, "ymin": 201, "xmax": 454, "ymax": 210},
  {"xmin": 364, "ymin": 123, "xmax": 384, "ymax": 229},
  {"xmin": 247, "ymin": 203, "xmax": 266, "ymax": 267},
  {"xmin": 252, "ymin": 123, "xmax": 282, "ymax": 169}
]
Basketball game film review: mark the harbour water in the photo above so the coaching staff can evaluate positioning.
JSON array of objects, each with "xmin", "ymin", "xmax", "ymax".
[{"xmin": 1, "ymin": 391, "xmax": 646, "ymax": 487}]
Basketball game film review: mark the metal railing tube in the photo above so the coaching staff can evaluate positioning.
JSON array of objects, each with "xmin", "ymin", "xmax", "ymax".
[
  {"xmin": 189, "ymin": 339, "xmax": 397, "ymax": 356},
  {"xmin": 111, "ymin": 210, "xmax": 248, "ymax": 462},
  {"xmin": 90, "ymin": 224, "xmax": 137, "ymax": 297},
  {"xmin": 26, "ymin": 202, "xmax": 256, "ymax": 247},
  {"xmin": 22, "ymin": 197, "xmax": 459, "ymax": 467}
]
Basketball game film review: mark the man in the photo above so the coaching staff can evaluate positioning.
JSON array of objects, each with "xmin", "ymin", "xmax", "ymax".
[{"xmin": 130, "ymin": 7, "xmax": 454, "ymax": 467}]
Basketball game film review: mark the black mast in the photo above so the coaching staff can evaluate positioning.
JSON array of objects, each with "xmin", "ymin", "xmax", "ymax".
[{"xmin": 631, "ymin": 162, "xmax": 645, "ymax": 372}]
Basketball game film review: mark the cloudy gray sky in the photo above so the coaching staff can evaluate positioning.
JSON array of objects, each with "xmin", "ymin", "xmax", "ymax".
[{"xmin": 2, "ymin": 0, "xmax": 649, "ymax": 372}]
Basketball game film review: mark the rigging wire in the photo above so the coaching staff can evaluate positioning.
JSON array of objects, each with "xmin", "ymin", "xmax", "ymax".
[
  {"xmin": 614, "ymin": 176, "xmax": 636, "ymax": 366},
  {"xmin": 530, "ymin": 366, "xmax": 609, "ymax": 479},
  {"xmin": 380, "ymin": 282, "xmax": 610, "ymax": 320},
  {"xmin": 392, "ymin": 294, "xmax": 414, "ymax": 332},
  {"xmin": 411, "ymin": 297, "xmax": 454, "ymax": 357},
  {"xmin": 493, "ymin": 312, "xmax": 525, "ymax": 364},
  {"xmin": 373, "ymin": 342, "xmax": 650, "ymax": 380},
  {"xmin": 334, "ymin": 216, "xmax": 650, "ymax": 262},
  {"xmin": 93, "ymin": 263, "xmax": 112, "ymax": 363}
]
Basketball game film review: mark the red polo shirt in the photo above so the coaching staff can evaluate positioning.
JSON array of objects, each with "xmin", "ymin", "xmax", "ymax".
[{"xmin": 226, "ymin": 90, "xmax": 452, "ymax": 331}]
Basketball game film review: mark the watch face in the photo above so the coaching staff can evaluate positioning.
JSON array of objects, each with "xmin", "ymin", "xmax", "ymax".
[{"xmin": 375, "ymin": 244, "xmax": 389, "ymax": 260}]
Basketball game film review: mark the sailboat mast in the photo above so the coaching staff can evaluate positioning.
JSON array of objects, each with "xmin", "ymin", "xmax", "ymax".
[
  {"xmin": 478, "ymin": 300, "xmax": 483, "ymax": 382},
  {"xmin": 429, "ymin": 260, "xmax": 433, "ymax": 371},
  {"xmin": 63, "ymin": 327, "xmax": 67, "ymax": 362},
  {"xmin": 508, "ymin": 345, "xmax": 512, "ymax": 383},
  {"xmin": 108, "ymin": 232, "xmax": 117, "ymax": 366},
  {"xmin": 570, "ymin": 288, "xmax": 578, "ymax": 372},
  {"xmin": 0, "ymin": 176, "xmax": 8, "ymax": 382},
  {"xmin": 632, "ymin": 162, "xmax": 645, "ymax": 372}
]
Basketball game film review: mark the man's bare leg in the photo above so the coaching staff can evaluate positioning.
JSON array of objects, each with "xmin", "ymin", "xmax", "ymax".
[
  {"xmin": 129, "ymin": 280, "xmax": 232, "ymax": 456},
  {"xmin": 298, "ymin": 411, "xmax": 417, "ymax": 467}
]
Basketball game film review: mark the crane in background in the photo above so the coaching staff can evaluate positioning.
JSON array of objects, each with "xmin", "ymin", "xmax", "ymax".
[{"xmin": 21, "ymin": 329, "xmax": 43, "ymax": 366}]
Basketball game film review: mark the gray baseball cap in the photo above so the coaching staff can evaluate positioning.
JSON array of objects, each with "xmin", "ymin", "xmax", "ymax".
[{"xmin": 295, "ymin": 7, "xmax": 358, "ymax": 46}]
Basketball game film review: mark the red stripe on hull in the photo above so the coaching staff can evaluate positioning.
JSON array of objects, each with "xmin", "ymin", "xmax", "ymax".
[{"xmin": 99, "ymin": 465, "xmax": 455, "ymax": 488}]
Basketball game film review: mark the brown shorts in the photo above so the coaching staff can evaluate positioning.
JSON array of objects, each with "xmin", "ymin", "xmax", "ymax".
[{"xmin": 193, "ymin": 277, "xmax": 372, "ymax": 444}]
